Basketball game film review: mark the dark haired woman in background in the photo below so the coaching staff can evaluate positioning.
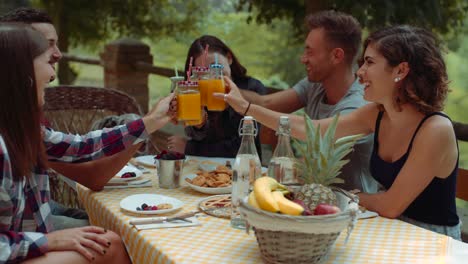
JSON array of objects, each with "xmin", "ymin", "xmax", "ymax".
[{"xmin": 167, "ymin": 35, "xmax": 266, "ymax": 158}]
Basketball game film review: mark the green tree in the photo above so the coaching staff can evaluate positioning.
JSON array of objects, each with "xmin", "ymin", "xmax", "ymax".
[
  {"xmin": 31, "ymin": 0, "xmax": 207, "ymax": 84},
  {"xmin": 237, "ymin": 0, "xmax": 468, "ymax": 39}
]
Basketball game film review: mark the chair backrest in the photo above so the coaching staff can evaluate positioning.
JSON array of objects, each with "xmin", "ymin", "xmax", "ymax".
[
  {"xmin": 43, "ymin": 85, "xmax": 143, "ymax": 134},
  {"xmin": 457, "ymin": 168, "xmax": 468, "ymax": 201}
]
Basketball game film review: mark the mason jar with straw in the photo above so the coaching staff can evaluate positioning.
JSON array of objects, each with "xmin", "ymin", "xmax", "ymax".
[
  {"xmin": 206, "ymin": 54, "xmax": 226, "ymax": 111},
  {"xmin": 170, "ymin": 66, "xmax": 184, "ymax": 93}
]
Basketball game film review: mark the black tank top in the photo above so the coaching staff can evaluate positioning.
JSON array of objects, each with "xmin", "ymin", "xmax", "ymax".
[{"xmin": 370, "ymin": 111, "xmax": 459, "ymax": 226}]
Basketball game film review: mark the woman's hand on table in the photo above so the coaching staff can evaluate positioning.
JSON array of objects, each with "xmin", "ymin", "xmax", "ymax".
[
  {"xmin": 45, "ymin": 226, "xmax": 111, "ymax": 261},
  {"xmin": 167, "ymin": 135, "xmax": 186, "ymax": 153},
  {"xmin": 213, "ymin": 76, "xmax": 249, "ymax": 115}
]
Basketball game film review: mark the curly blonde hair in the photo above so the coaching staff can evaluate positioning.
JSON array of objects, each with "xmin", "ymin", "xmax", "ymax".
[{"xmin": 361, "ymin": 25, "xmax": 449, "ymax": 114}]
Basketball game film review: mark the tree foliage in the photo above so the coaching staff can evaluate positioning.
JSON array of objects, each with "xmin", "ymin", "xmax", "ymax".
[
  {"xmin": 32, "ymin": 0, "xmax": 207, "ymax": 48},
  {"xmin": 237, "ymin": 0, "xmax": 468, "ymax": 40},
  {"xmin": 30, "ymin": 0, "xmax": 207, "ymax": 83}
]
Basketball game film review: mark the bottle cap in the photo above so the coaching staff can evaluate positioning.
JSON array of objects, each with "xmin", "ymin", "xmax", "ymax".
[
  {"xmin": 277, "ymin": 116, "xmax": 291, "ymax": 135},
  {"xmin": 193, "ymin": 66, "xmax": 209, "ymax": 73},
  {"xmin": 209, "ymin": 63, "xmax": 224, "ymax": 69},
  {"xmin": 177, "ymin": 80, "xmax": 199, "ymax": 87},
  {"xmin": 238, "ymin": 116, "xmax": 258, "ymax": 136}
]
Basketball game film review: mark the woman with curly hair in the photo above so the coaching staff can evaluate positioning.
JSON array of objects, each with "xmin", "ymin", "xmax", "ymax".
[{"xmin": 218, "ymin": 25, "xmax": 460, "ymax": 239}]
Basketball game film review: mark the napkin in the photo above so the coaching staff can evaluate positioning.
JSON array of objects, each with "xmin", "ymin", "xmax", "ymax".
[
  {"xmin": 131, "ymin": 216, "xmax": 201, "ymax": 230},
  {"xmin": 104, "ymin": 179, "xmax": 152, "ymax": 189}
]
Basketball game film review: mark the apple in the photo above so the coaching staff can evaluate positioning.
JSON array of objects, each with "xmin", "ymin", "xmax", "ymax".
[
  {"xmin": 313, "ymin": 203, "xmax": 341, "ymax": 215},
  {"xmin": 293, "ymin": 199, "xmax": 313, "ymax": 216}
]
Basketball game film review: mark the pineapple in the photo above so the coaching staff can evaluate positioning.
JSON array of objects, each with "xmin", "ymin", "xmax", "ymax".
[{"xmin": 293, "ymin": 113, "xmax": 363, "ymax": 211}]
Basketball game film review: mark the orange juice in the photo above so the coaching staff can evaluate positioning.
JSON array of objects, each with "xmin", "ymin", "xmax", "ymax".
[
  {"xmin": 206, "ymin": 79, "xmax": 226, "ymax": 111},
  {"xmin": 198, "ymin": 79, "xmax": 210, "ymax": 106},
  {"xmin": 185, "ymin": 118, "xmax": 202, "ymax": 126},
  {"xmin": 177, "ymin": 92, "xmax": 201, "ymax": 121}
]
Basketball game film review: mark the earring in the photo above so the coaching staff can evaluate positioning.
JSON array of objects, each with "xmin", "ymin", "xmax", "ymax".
[{"xmin": 394, "ymin": 77, "xmax": 401, "ymax": 82}]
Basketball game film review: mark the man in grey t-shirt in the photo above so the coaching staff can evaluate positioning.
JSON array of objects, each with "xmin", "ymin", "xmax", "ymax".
[
  {"xmin": 293, "ymin": 78, "xmax": 377, "ymax": 192},
  {"xmin": 239, "ymin": 10, "xmax": 378, "ymax": 193}
]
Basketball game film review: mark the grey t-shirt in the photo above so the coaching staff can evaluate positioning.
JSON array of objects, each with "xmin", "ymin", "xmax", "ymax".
[{"xmin": 293, "ymin": 77, "xmax": 378, "ymax": 193}]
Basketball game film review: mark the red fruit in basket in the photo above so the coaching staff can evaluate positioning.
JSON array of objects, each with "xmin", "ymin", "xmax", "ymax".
[
  {"xmin": 293, "ymin": 199, "xmax": 313, "ymax": 216},
  {"xmin": 313, "ymin": 203, "xmax": 341, "ymax": 215},
  {"xmin": 151, "ymin": 206, "xmax": 158, "ymax": 210},
  {"xmin": 161, "ymin": 150, "xmax": 168, "ymax": 155}
]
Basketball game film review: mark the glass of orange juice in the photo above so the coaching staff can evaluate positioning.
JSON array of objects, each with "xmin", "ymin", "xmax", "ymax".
[
  {"xmin": 176, "ymin": 80, "xmax": 202, "ymax": 122},
  {"xmin": 206, "ymin": 63, "xmax": 226, "ymax": 111},
  {"xmin": 193, "ymin": 66, "xmax": 210, "ymax": 107}
]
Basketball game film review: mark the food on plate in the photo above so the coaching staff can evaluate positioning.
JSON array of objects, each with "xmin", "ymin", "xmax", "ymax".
[
  {"xmin": 198, "ymin": 195, "xmax": 231, "ymax": 219},
  {"xmin": 136, "ymin": 202, "xmax": 173, "ymax": 211},
  {"xmin": 185, "ymin": 165, "xmax": 232, "ymax": 188},
  {"xmin": 200, "ymin": 195, "xmax": 231, "ymax": 209},
  {"xmin": 121, "ymin": 172, "xmax": 137, "ymax": 178}
]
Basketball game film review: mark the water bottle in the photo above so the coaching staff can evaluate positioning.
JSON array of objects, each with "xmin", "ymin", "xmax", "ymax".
[
  {"xmin": 267, "ymin": 116, "xmax": 298, "ymax": 185},
  {"xmin": 231, "ymin": 116, "xmax": 261, "ymax": 230}
]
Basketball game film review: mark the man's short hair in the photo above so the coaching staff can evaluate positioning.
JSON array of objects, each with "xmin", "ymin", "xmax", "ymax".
[
  {"xmin": 306, "ymin": 10, "xmax": 362, "ymax": 65},
  {"xmin": 0, "ymin": 7, "xmax": 53, "ymax": 24}
]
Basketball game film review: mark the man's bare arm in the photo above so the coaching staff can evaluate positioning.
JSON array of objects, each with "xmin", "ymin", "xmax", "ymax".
[
  {"xmin": 48, "ymin": 143, "xmax": 142, "ymax": 191},
  {"xmin": 240, "ymin": 88, "xmax": 304, "ymax": 113}
]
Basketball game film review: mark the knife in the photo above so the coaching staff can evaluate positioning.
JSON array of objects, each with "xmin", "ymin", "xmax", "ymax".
[
  {"xmin": 129, "ymin": 210, "xmax": 199, "ymax": 225},
  {"xmin": 105, "ymin": 179, "xmax": 151, "ymax": 187}
]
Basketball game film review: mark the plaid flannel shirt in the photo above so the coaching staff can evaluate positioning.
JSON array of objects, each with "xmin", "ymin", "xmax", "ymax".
[{"xmin": 0, "ymin": 119, "xmax": 147, "ymax": 263}]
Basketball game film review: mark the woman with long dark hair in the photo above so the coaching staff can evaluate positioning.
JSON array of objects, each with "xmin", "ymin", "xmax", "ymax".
[
  {"xmin": 167, "ymin": 35, "xmax": 266, "ymax": 158},
  {"xmin": 0, "ymin": 23, "xmax": 172, "ymax": 263}
]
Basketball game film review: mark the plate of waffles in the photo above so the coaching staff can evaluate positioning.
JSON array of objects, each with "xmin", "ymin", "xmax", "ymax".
[{"xmin": 198, "ymin": 194, "xmax": 231, "ymax": 219}]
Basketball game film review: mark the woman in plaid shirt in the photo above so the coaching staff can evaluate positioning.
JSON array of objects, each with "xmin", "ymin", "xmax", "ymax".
[{"xmin": 0, "ymin": 24, "xmax": 173, "ymax": 263}]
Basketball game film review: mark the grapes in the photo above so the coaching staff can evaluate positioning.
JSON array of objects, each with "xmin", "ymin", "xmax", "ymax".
[
  {"xmin": 136, "ymin": 203, "xmax": 169, "ymax": 211},
  {"xmin": 121, "ymin": 172, "xmax": 136, "ymax": 178}
]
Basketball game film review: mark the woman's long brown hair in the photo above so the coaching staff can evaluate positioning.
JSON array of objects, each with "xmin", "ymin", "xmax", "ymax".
[{"xmin": 0, "ymin": 23, "xmax": 48, "ymax": 179}]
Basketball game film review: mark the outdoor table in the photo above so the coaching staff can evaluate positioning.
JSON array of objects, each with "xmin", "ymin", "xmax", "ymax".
[{"xmin": 77, "ymin": 166, "xmax": 468, "ymax": 264}]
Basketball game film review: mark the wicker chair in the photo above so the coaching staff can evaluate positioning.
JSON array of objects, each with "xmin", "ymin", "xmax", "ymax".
[{"xmin": 43, "ymin": 85, "xmax": 144, "ymax": 208}]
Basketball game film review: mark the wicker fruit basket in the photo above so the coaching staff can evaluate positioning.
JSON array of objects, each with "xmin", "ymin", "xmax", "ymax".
[{"xmin": 239, "ymin": 190, "xmax": 359, "ymax": 264}]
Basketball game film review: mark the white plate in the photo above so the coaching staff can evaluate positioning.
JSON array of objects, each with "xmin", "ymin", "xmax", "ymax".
[
  {"xmin": 187, "ymin": 156, "xmax": 267, "ymax": 173},
  {"xmin": 110, "ymin": 165, "xmax": 143, "ymax": 183},
  {"xmin": 135, "ymin": 155, "xmax": 157, "ymax": 168},
  {"xmin": 184, "ymin": 174, "xmax": 232, "ymax": 194},
  {"xmin": 188, "ymin": 156, "xmax": 235, "ymax": 172},
  {"xmin": 120, "ymin": 194, "xmax": 183, "ymax": 215}
]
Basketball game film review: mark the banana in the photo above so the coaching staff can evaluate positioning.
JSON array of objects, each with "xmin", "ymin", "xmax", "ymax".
[
  {"xmin": 253, "ymin": 176, "xmax": 281, "ymax": 212},
  {"xmin": 248, "ymin": 191, "xmax": 261, "ymax": 209},
  {"xmin": 272, "ymin": 191, "xmax": 304, "ymax": 216}
]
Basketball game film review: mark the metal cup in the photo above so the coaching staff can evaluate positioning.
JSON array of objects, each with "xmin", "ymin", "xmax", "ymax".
[{"xmin": 157, "ymin": 159, "xmax": 184, "ymax": 189}]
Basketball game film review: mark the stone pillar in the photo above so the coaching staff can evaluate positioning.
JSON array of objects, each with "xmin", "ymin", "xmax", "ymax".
[{"xmin": 100, "ymin": 38, "xmax": 152, "ymax": 113}]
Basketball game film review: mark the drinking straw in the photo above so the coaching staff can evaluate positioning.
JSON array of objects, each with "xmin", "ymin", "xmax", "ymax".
[
  {"xmin": 215, "ymin": 53, "xmax": 218, "ymax": 65},
  {"xmin": 174, "ymin": 66, "xmax": 178, "ymax": 77},
  {"xmin": 188, "ymin": 56, "xmax": 193, "ymax": 79},
  {"xmin": 187, "ymin": 71, "xmax": 191, "ymax": 81},
  {"xmin": 203, "ymin": 44, "xmax": 209, "ymax": 67}
]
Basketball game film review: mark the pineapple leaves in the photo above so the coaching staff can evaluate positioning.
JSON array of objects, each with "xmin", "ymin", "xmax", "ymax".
[{"xmin": 294, "ymin": 113, "xmax": 363, "ymax": 186}]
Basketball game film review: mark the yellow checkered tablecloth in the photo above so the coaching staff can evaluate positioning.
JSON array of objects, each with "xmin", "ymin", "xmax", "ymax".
[{"xmin": 77, "ymin": 175, "xmax": 449, "ymax": 264}]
